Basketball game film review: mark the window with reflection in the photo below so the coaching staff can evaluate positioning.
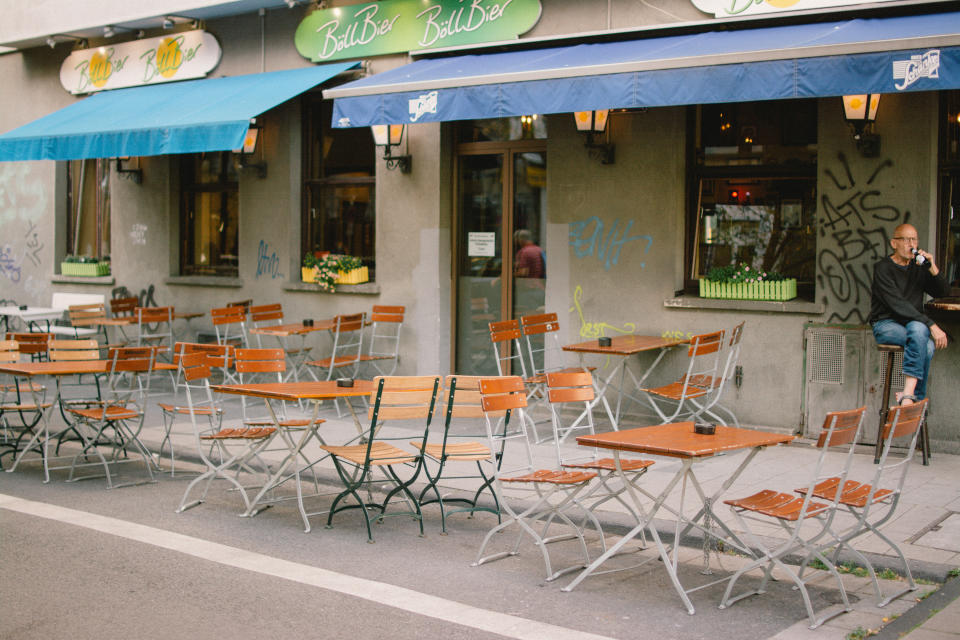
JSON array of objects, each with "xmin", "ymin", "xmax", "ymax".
[
  {"xmin": 688, "ymin": 99, "xmax": 818, "ymax": 296},
  {"xmin": 938, "ymin": 90, "xmax": 960, "ymax": 293},
  {"xmin": 179, "ymin": 152, "xmax": 239, "ymax": 276},
  {"xmin": 302, "ymin": 94, "xmax": 375, "ymax": 277},
  {"xmin": 66, "ymin": 158, "xmax": 110, "ymax": 261}
]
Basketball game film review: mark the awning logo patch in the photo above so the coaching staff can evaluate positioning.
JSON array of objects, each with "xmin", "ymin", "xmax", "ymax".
[
  {"xmin": 893, "ymin": 50, "xmax": 940, "ymax": 90},
  {"xmin": 409, "ymin": 91, "xmax": 438, "ymax": 122}
]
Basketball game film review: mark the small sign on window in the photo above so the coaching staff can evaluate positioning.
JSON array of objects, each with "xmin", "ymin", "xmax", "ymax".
[{"xmin": 468, "ymin": 232, "xmax": 496, "ymax": 257}]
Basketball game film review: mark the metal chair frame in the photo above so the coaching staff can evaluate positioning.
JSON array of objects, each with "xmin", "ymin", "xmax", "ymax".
[{"xmin": 721, "ymin": 406, "xmax": 867, "ymax": 629}]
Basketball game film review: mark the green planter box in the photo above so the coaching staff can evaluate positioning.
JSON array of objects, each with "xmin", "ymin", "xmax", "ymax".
[
  {"xmin": 61, "ymin": 262, "xmax": 110, "ymax": 277},
  {"xmin": 699, "ymin": 278, "xmax": 796, "ymax": 301}
]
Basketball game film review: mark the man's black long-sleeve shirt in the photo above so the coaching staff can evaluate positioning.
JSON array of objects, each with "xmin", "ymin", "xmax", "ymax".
[{"xmin": 868, "ymin": 256, "xmax": 950, "ymax": 327}]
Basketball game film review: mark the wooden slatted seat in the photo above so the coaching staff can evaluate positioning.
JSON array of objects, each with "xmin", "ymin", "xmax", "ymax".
[
  {"xmin": 200, "ymin": 427, "xmax": 276, "ymax": 440},
  {"xmin": 419, "ymin": 440, "xmax": 490, "ymax": 462},
  {"xmin": 563, "ymin": 457, "xmax": 654, "ymax": 472},
  {"xmin": 319, "ymin": 440, "xmax": 417, "ymax": 466},
  {"xmin": 68, "ymin": 405, "xmax": 139, "ymax": 421}
]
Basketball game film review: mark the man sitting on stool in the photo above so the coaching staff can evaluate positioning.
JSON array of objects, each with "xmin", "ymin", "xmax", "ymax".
[{"xmin": 869, "ymin": 223, "xmax": 949, "ymax": 406}]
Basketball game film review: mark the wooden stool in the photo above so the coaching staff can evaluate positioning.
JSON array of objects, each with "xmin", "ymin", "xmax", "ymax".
[{"xmin": 875, "ymin": 343, "xmax": 930, "ymax": 465}]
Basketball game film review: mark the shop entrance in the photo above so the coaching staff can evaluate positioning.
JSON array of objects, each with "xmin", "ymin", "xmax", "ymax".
[{"xmin": 454, "ymin": 139, "xmax": 547, "ymax": 375}]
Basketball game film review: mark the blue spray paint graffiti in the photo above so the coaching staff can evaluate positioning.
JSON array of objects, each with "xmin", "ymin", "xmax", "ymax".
[
  {"xmin": 256, "ymin": 240, "xmax": 284, "ymax": 280},
  {"xmin": 1, "ymin": 245, "xmax": 22, "ymax": 283},
  {"xmin": 569, "ymin": 216, "xmax": 652, "ymax": 270}
]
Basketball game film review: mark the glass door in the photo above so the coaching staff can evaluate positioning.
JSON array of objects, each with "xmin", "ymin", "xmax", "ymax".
[{"xmin": 454, "ymin": 142, "xmax": 546, "ymax": 375}]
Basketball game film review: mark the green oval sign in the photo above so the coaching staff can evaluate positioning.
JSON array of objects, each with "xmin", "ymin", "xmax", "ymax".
[{"xmin": 295, "ymin": 0, "xmax": 542, "ymax": 62}]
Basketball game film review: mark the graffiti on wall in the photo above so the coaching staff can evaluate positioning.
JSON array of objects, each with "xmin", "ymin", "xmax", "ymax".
[
  {"xmin": 569, "ymin": 285, "xmax": 637, "ymax": 339},
  {"xmin": 569, "ymin": 216, "xmax": 653, "ymax": 271},
  {"xmin": 0, "ymin": 164, "xmax": 48, "ymax": 300},
  {"xmin": 130, "ymin": 223, "xmax": 148, "ymax": 245},
  {"xmin": 817, "ymin": 153, "xmax": 906, "ymax": 324},
  {"xmin": 256, "ymin": 240, "xmax": 284, "ymax": 280}
]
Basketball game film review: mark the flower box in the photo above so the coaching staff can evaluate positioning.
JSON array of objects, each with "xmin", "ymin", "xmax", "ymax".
[
  {"xmin": 301, "ymin": 266, "xmax": 318, "ymax": 283},
  {"xmin": 699, "ymin": 278, "xmax": 797, "ymax": 301},
  {"xmin": 61, "ymin": 261, "xmax": 110, "ymax": 277},
  {"xmin": 335, "ymin": 266, "xmax": 368, "ymax": 285}
]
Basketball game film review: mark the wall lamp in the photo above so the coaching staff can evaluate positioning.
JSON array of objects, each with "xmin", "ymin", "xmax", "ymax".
[
  {"xmin": 162, "ymin": 15, "xmax": 200, "ymax": 30},
  {"xmin": 574, "ymin": 110, "xmax": 615, "ymax": 164},
  {"xmin": 842, "ymin": 94, "xmax": 881, "ymax": 157},
  {"xmin": 371, "ymin": 124, "xmax": 412, "ymax": 173},
  {"xmin": 46, "ymin": 34, "xmax": 88, "ymax": 49},
  {"xmin": 115, "ymin": 157, "xmax": 143, "ymax": 184},
  {"xmin": 234, "ymin": 120, "xmax": 267, "ymax": 178},
  {"xmin": 103, "ymin": 25, "xmax": 135, "ymax": 39}
]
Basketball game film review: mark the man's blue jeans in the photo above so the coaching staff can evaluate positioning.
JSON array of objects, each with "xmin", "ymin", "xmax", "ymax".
[{"xmin": 872, "ymin": 319, "xmax": 935, "ymax": 400}]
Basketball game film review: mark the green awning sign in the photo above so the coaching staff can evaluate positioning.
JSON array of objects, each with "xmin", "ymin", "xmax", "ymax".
[{"xmin": 295, "ymin": 0, "xmax": 542, "ymax": 62}]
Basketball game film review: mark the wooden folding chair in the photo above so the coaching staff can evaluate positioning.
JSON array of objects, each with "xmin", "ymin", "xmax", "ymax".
[
  {"xmin": 210, "ymin": 305, "xmax": 248, "ymax": 348},
  {"xmin": 680, "ymin": 321, "xmax": 745, "ymax": 428},
  {"xmin": 488, "ymin": 319, "xmax": 544, "ymax": 442},
  {"xmin": 47, "ymin": 338, "xmax": 105, "ymax": 450},
  {"xmin": 248, "ymin": 303, "xmax": 285, "ymax": 347},
  {"xmin": 412, "ymin": 375, "xmax": 510, "ymax": 534},
  {"xmin": 320, "ymin": 376, "xmax": 440, "ymax": 543},
  {"xmin": 157, "ymin": 343, "xmax": 228, "ymax": 475},
  {"xmin": 364, "ymin": 305, "xmax": 404, "ymax": 376},
  {"xmin": 546, "ymin": 371, "xmax": 654, "ymax": 533},
  {"xmin": 721, "ymin": 406, "xmax": 866, "ymax": 629},
  {"xmin": 64, "ymin": 303, "xmax": 109, "ymax": 341},
  {"xmin": 8, "ymin": 332, "xmax": 51, "ymax": 362},
  {"xmin": 65, "ymin": 347, "xmax": 159, "ymax": 488},
  {"xmin": 176, "ymin": 351, "xmax": 277, "ymax": 514},
  {"xmin": 0, "ymin": 340, "xmax": 49, "ymax": 465},
  {"xmin": 135, "ymin": 306, "xmax": 175, "ymax": 357},
  {"xmin": 234, "ymin": 348, "xmax": 326, "ymax": 430},
  {"xmin": 640, "ymin": 329, "xmax": 726, "ymax": 424},
  {"xmin": 796, "ymin": 399, "xmax": 928, "ymax": 608},
  {"xmin": 307, "ymin": 312, "xmax": 366, "ymax": 380},
  {"xmin": 473, "ymin": 376, "xmax": 601, "ymax": 582}
]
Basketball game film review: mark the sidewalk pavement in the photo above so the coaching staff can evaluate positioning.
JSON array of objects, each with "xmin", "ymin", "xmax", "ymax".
[{"xmin": 7, "ymin": 379, "xmax": 960, "ymax": 639}]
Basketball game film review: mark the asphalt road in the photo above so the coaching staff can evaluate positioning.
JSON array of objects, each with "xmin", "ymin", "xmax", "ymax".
[{"xmin": 0, "ymin": 456, "xmax": 851, "ymax": 640}]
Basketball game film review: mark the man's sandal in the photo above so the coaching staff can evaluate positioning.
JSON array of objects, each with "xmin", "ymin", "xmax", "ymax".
[{"xmin": 897, "ymin": 393, "xmax": 919, "ymax": 406}]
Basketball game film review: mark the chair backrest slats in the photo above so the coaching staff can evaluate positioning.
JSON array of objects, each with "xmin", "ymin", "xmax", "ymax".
[
  {"xmin": 0, "ymin": 340, "xmax": 19, "ymax": 362},
  {"xmin": 335, "ymin": 313, "xmax": 365, "ymax": 333},
  {"xmin": 370, "ymin": 305, "xmax": 404, "ymax": 323},
  {"xmin": 249, "ymin": 303, "xmax": 284, "ymax": 323},
  {"xmin": 881, "ymin": 402, "xmax": 927, "ymax": 441},
  {"xmin": 137, "ymin": 306, "xmax": 173, "ymax": 323},
  {"xmin": 815, "ymin": 407, "xmax": 867, "ymax": 448},
  {"xmin": 110, "ymin": 296, "xmax": 138, "ymax": 317},
  {"xmin": 519, "ymin": 312, "xmax": 559, "ymax": 337},
  {"xmin": 69, "ymin": 303, "xmax": 107, "ymax": 326},
  {"xmin": 688, "ymin": 331, "xmax": 724, "ymax": 356},
  {"xmin": 366, "ymin": 376, "xmax": 439, "ymax": 421}
]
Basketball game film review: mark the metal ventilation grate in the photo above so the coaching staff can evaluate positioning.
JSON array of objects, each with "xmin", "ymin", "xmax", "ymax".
[
  {"xmin": 881, "ymin": 349, "xmax": 906, "ymax": 392},
  {"xmin": 809, "ymin": 331, "xmax": 845, "ymax": 384}
]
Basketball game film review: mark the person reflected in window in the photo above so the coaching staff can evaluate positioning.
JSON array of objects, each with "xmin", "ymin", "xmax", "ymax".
[
  {"xmin": 513, "ymin": 229, "xmax": 545, "ymax": 278},
  {"xmin": 869, "ymin": 223, "xmax": 949, "ymax": 405}
]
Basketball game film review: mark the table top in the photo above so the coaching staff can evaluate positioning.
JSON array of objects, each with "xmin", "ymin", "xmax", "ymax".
[
  {"xmin": 211, "ymin": 379, "xmax": 375, "ymax": 400},
  {"xmin": 250, "ymin": 321, "xmax": 335, "ymax": 337},
  {"xmin": 0, "ymin": 306, "xmax": 64, "ymax": 320},
  {"xmin": 577, "ymin": 422, "xmax": 793, "ymax": 459},
  {"xmin": 563, "ymin": 334, "xmax": 687, "ymax": 356},
  {"xmin": 926, "ymin": 297, "xmax": 960, "ymax": 313},
  {"xmin": 0, "ymin": 360, "xmax": 177, "ymax": 376}
]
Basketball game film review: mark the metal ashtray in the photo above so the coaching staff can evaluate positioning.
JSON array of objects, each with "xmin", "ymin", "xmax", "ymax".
[
  {"xmin": 336, "ymin": 378, "xmax": 354, "ymax": 387},
  {"xmin": 18, "ymin": 305, "xmax": 28, "ymax": 311},
  {"xmin": 303, "ymin": 318, "xmax": 314, "ymax": 327},
  {"xmin": 694, "ymin": 422, "xmax": 716, "ymax": 435},
  {"xmin": 598, "ymin": 336, "xmax": 612, "ymax": 347}
]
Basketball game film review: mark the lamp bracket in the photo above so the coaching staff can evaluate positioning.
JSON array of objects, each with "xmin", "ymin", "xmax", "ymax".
[
  {"xmin": 114, "ymin": 158, "xmax": 143, "ymax": 184},
  {"xmin": 237, "ymin": 154, "xmax": 267, "ymax": 179},
  {"xmin": 584, "ymin": 133, "xmax": 615, "ymax": 164},
  {"xmin": 383, "ymin": 149, "xmax": 411, "ymax": 173}
]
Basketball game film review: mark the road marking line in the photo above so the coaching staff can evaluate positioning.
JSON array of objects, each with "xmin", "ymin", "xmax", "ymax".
[{"xmin": 0, "ymin": 493, "xmax": 615, "ymax": 640}]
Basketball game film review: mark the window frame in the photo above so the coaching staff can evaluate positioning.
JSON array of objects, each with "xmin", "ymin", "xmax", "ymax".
[
  {"xmin": 684, "ymin": 101, "xmax": 819, "ymax": 298},
  {"xmin": 65, "ymin": 158, "xmax": 111, "ymax": 260},
  {"xmin": 178, "ymin": 151, "xmax": 240, "ymax": 278},
  {"xmin": 300, "ymin": 91, "xmax": 377, "ymax": 279}
]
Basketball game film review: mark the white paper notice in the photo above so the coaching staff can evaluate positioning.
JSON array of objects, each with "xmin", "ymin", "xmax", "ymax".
[{"xmin": 468, "ymin": 232, "xmax": 496, "ymax": 257}]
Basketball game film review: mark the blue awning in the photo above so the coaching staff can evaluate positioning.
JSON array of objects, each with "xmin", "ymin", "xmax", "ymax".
[
  {"xmin": 326, "ymin": 12, "xmax": 960, "ymax": 127},
  {"xmin": 0, "ymin": 62, "xmax": 358, "ymax": 161}
]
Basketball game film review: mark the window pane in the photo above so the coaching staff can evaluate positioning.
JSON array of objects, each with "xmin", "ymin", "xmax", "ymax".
[
  {"xmin": 302, "ymin": 92, "xmax": 376, "ymax": 277},
  {"xmin": 696, "ymin": 178, "xmax": 816, "ymax": 281},
  {"xmin": 180, "ymin": 152, "xmax": 239, "ymax": 276},
  {"xmin": 66, "ymin": 158, "xmax": 110, "ymax": 259},
  {"xmin": 457, "ymin": 116, "xmax": 547, "ymax": 142},
  {"xmin": 305, "ymin": 182, "xmax": 375, "ymax": 267},
  {"xmin": 690, "ymin": 99, "xmax": 818, "ymax": 290}
]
